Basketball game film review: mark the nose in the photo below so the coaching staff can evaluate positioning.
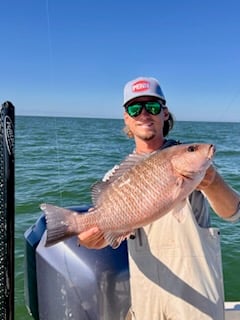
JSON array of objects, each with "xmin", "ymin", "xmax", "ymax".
[{"xmin": 139, "ymin": 106, "xmax": 151, "ymax": 117}]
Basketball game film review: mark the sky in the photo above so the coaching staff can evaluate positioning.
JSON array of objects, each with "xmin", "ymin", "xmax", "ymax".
[{"xmin": 1, "ymin": 0, "xmax": 240, "ymax": 122}]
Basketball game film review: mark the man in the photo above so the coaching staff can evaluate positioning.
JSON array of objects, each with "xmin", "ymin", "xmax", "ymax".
[{"xmin": 78, "ymin": 77, "xmax": 240, "ymax": 319}]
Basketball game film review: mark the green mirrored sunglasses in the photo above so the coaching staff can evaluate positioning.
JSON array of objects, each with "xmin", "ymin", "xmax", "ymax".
[{"xmin": 125, "ymin": 101, "xmax": 163, "ymax": 117}]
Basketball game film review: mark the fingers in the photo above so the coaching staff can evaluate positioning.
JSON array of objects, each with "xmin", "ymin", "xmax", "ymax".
[
  {"xmin": 197, "ymin": 165, "xmax": 217, "ymax": 190},
  {"xmin": 78, "ymin": 227, "xmax": 99, "ymax": 241},
  {"xmin": 77, "ymin": 227, "xmax": 108, "ymax": 249}
]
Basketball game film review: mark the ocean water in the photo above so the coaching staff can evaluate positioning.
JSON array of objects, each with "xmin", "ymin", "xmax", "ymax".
[{"xmin": 15, "ymin": 116, "xmax": 240, "ymax": 319}]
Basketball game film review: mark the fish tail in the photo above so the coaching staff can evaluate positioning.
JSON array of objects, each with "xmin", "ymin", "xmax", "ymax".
[{"xmin": 40, "ymin": 203, "xmax": 81, "ymax": 247}]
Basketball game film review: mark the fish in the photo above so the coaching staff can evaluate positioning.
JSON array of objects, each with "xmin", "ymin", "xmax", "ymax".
[{"xmin": 40, "ymin": 143, "xmax": 215, "ymax": 248}]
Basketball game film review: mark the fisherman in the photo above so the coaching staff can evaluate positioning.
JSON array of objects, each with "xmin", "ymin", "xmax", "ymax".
[{"xmin": 78, "ymin": 77, "xmax": 240, "ymax": 320}]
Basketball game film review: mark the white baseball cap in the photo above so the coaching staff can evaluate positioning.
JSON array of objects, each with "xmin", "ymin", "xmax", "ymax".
[{"xmin": 123, "ymin": 77, "xmax": 166, "ymax": 106}]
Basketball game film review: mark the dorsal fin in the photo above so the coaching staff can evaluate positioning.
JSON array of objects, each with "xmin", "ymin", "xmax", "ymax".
[
  {"xmin": 105, "ymin": 153, "xmax": 151, "ymax": 183},
  {"xmin": 91, "ymin": 181, "xmax": 109, "ymax": 206},
  {"xmin": 91, "ymin": 153, "xmax": 150, "ymax": 206}
]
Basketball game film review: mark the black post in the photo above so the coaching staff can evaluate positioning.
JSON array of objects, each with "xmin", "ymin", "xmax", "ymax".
[{"xmin": 0, "ymin": 101, "xmax": 15, "ymax": 320}]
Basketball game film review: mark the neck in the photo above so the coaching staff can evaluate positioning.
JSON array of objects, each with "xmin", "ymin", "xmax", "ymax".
[{"xmin": 134, "ymin": 137, "xmax": 165, "ymax": 154}]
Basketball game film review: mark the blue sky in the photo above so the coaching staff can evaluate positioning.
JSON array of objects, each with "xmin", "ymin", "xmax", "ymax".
[{"xmin": 1, "ymin": 0, "xmax": 240, "ymax": 122}]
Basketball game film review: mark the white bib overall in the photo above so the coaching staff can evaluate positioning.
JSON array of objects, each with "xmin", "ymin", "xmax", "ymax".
[{"xmin": 127, "ymin": 199, "xmax": 225, "ymax": 320}]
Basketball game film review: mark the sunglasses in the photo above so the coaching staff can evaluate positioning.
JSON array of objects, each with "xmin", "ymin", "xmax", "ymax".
[{"xmin": 125, "ymin": 101, "xmax": 163, "ymax": 117}]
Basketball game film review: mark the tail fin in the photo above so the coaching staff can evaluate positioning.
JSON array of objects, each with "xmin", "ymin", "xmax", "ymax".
[{"xmin": 40, "ymin": 203, "xmax": 79, "ymax": 247}]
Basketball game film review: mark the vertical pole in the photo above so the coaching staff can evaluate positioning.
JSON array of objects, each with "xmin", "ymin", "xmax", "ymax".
[{"xmin": 0, "ymin": 101, "xmax": 15, "ymax": 320}]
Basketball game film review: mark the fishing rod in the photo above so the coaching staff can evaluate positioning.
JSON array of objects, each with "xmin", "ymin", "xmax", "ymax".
[{"xmin": 0, "ymin": 101, "xmax": 15, "ymax": 320}]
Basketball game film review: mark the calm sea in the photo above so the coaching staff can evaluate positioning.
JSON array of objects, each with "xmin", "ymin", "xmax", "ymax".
[{"xmin": 15, "ymin": 116, "xmax": 240, "ymax": 319}]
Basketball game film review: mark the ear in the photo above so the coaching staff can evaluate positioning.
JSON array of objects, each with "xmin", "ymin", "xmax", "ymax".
[
  {"xmin": 163, "ymin": 107, "xmax": 169, "ymax": 121},
  {"xmin": 124, "ymin": 110, "xmax": 130, "ymax": 124}
]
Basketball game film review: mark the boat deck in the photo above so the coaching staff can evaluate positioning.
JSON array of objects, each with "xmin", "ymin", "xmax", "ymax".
[{"xmin": 225, "ymin": 302, "xmax": 240, "ymax": 319}]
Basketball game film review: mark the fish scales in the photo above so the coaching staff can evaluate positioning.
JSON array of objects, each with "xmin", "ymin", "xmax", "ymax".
[
  {"xmin": 98, "ymin": 156, "xmax": 174, "ymax": 229},
  {"xmin": 130, "ymin": 165, "xmax": 163, "ymax": 220},
  {"xmin": 116, "ymin": 156, "xmax": 174, "ymax": 223},
  {"xmin": 97, "ymin": 158, "xmax": 169, "ymax": 228},
  {"xmin": 139, "ymin": 158, "xmax": 174, "ymax": 214},
  {"xmin": 41, "ymin": 143, "xmax": 215, "ymax": 247},
  {"xmin": 128, "ymin": 158, "xmax": 169, "ymax": 216}
]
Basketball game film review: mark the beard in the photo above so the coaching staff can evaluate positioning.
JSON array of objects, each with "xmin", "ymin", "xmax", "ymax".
[{"xmin": 135, "ymin": 130, "xmax": 156, "ymax": 141}]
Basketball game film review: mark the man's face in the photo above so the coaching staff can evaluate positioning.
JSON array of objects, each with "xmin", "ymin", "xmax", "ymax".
[{"xmin": 124, "ymin": 96, "xmax": 169, "ymax": 141}]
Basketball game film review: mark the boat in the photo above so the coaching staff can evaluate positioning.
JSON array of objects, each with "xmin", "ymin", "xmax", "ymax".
[{"xmin": 24, "ymin": 205, "xmax": 240, "ymax": 320}]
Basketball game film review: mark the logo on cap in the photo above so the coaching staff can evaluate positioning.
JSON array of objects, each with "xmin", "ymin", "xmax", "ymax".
[{"xmin": 132, "ymin": 80, "xmax": 150, "ymax": 92}]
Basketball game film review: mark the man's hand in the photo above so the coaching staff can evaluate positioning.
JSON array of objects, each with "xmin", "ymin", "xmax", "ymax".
[
  {"xmin": 77, "ymin": 227, "xmax": 108, "ymax": 249},
  {"xmin": 197, "ymin": 165, "xmax": 216, "ymax": 190}
]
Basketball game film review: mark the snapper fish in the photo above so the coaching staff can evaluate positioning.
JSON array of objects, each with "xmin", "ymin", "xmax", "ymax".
[{"xmin": 40, "ymin": 143, "xmax": 215, "ymax": 248}]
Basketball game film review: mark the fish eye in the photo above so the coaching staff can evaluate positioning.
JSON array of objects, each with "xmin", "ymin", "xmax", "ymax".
[{"xmin": 187, "ymin": 145, "xmax": 198, "ymax": 152}]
